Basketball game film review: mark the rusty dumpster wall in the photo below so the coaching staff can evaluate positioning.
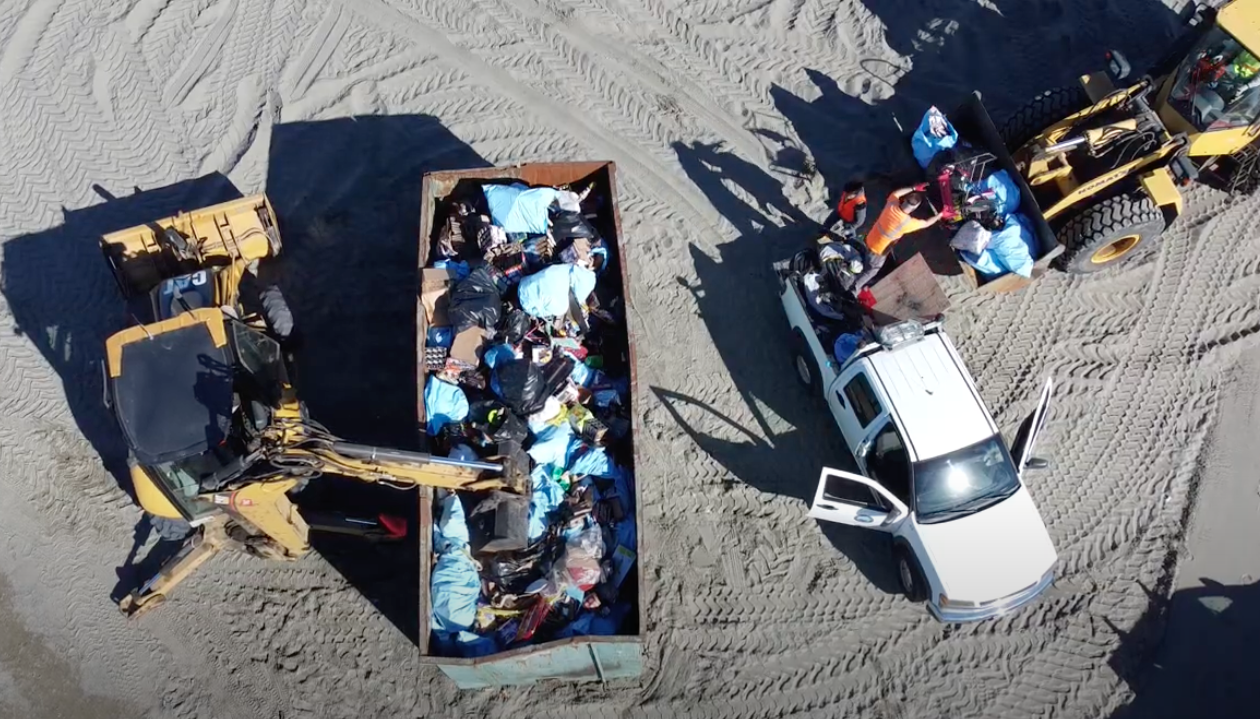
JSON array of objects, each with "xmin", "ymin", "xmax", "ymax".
[{"xmin": 414, "ymin": 162, "xmax": 642, "ymax": 688}]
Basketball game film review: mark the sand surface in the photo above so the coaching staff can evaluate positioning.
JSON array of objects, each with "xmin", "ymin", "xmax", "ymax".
[{"xmin": 1, "ymin": 0, "xmax": 1258, "ymax": 717}]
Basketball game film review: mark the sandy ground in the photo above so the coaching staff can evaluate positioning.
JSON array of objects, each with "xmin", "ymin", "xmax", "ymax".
[{"xmin": 1, "ymin": 0, "xmax": 1259, "ymax": 717}]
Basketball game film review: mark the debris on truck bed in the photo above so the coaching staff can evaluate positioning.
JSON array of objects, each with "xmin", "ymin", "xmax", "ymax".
[
  {"xmin": 421, "ymin": 176, "xmax": 636, "ymax": 659},
  {"xmin": 912, "ymin": 105, "xmax": 1041, "ymax": 280}
]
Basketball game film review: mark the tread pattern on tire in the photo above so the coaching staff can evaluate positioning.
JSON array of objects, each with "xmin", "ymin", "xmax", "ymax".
[
  {"xmin": 1055, "ymin": 194, "xmax": 1164, "ymax": 274},
  {"xmin": 999, "ymin": 85, "xmax": 1090, "ymax": 151}
]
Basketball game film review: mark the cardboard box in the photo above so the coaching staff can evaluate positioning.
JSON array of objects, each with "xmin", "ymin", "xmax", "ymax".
[
  {"xmin": 449, "ymin": 327, "xmax": 488, "ymax": 365},
  {"xmin": 421, "ymin": 267, "xmax": 456, "ymax": 326}
]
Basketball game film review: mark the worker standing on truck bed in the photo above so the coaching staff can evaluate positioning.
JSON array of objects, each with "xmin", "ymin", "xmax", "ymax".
[{"xmin": 851, "ymin": 184, "xmax": 942, "ymax": 292}]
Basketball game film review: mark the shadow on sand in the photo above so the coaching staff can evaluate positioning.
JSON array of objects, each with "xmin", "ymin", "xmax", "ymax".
[{"xmin": 1109, "ymin": 576, "xmax": 1260, "ymax": 717}]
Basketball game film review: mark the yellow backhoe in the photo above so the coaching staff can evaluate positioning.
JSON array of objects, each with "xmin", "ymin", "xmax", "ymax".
[{"xmin": 100, "ymin": 194, "xmax": 525, "ymax": 617}]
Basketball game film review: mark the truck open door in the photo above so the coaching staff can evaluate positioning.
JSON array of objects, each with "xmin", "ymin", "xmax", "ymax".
[
  {"xmin": 809, "ymin": 467, "xmax": 908, "ymax": 529},
  {"xmin": 1012, "ymin": 377, "xmax": 1055, "ymax": 478}
]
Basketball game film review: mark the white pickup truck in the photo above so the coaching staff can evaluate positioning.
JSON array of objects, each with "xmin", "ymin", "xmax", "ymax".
[{"xmin": 776, "ymin": 252, "xmax": 1058, "ymax": 622}]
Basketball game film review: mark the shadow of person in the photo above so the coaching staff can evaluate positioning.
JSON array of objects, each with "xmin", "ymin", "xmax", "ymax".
[
  {"xmin": 0, "ymin": 173, "xmax": 244, "ymax": 499},
  {"xmin": 664, "ymin": 141, "xmax": 901, "ymax": 594},
  {"xmin": 263, "ymin": 114, "xmax": 491, "ymax": 644},
  {"xmin": 1108, "ymin": 576, "xmax": 1260, "ymax": 718}
]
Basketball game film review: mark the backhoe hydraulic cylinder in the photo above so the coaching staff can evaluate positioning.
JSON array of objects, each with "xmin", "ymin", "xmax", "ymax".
[{"xmin": 329, "ymin": 441, "xmax": 502, "ymax": 471}]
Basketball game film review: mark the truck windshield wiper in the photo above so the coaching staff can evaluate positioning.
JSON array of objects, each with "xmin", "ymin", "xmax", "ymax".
[{"xmin": 921, "ymin": 485, "xmax": 1017, "ymax": 522}]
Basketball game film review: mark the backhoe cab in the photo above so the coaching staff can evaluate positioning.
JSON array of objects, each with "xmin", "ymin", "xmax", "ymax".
[
  {"xmin": 999, "ymin": 0, "xmax": 1260, "ymax": 273},
  {"xmin": 101, "ymin": 195, "xmax": 521, "ymax": 617}
]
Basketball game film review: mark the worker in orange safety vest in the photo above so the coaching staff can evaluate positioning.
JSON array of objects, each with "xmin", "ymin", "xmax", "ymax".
[{"xmin": 850, "ymin": 183, "xmax": 942, "ymax": 292}]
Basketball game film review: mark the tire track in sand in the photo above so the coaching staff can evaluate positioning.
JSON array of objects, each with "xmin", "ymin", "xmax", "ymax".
[
  {"xmin": 165, "ymin": 0, "xmax": 236, "ymax": 106},
  {"xmin": 341, "ymin": 0, "xmax": 730, "ymax": 253}
]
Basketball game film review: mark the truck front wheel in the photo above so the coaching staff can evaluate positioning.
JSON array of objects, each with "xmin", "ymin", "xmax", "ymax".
[
  {"xmin": 791, "ymin": 331, "xmax": 822, "ymax": 394},
  {"xmin": 1054, "ymin": 194, "xmax": 1163, "ymax": 274},
  {"xmin": 895, "ymin": 545, "xmax": 928, "ymax": 603}
]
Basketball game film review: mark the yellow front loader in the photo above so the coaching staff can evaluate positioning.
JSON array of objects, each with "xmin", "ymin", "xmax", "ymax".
[
  {"xmin": 100, "ymin": 196, "xmax": 525, "ymax": 617},
  {"xmin": 995, "ymin": 0, "xmax": 1260, "ymax": 273}
]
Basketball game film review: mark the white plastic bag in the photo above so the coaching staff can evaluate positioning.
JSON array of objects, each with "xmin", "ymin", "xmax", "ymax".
[{"xmin": 950, "ymin": 220, "xmax": 992, "ymax": 255}]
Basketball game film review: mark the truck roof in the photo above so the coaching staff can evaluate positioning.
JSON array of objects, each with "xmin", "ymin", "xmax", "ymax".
[{"xmin": 866, "ymin": 332, "xmax": 996, "ymax": 461}]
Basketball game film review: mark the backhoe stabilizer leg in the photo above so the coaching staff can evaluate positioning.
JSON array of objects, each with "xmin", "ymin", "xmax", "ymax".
[{"xmin": 117, "ymin": 521, "xmax": 226, "ymax": 618}]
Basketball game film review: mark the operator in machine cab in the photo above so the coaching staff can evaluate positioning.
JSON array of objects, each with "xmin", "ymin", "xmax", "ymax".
[
  {"xmin": 1173, "ymin": 27, "xmax": 1260, "ymax": 130},
  {"xmin": 852, "ymin": 184, "xmax": 943, "ymax": 292}
]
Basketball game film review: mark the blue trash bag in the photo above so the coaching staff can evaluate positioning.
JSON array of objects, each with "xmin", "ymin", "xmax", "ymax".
[
  {"xmin": 427, "ymin": 326, "xmax": 453, "ymax": 348},
  {"xmin": 527, "ymin": 422, "xmax": 573, "ymax": 467},
  {"xmin": 433, "ymin": 259, "xmax": 471, "ymax": 282},
  {"xmin": 456, "ymin": 631, "xmax": 498, "ymax": 658},
  {"xmin": 911, "ymin": 106, "xmax": 959, "ymax": 169},
  {"xmin": 482, "ymin": 184, "xmax": 560, "ymax": 234},
  {"xmin": 972, "ymin": 170, "xmax": 1021, "ymax": 217},
  {"xmin": 590, "ymin": 601, "xmax": 633, "ymax": 635},
  {"xmin": 565, "ymin": 441, "xmax": 619, "ymax": 478},
  {"xmin": 833, "ymin": 333, "xmax": 862, "ymax": 365},
  {"xmin": 431, "ymin": 551, "xmax": 480, "ymax": 635},
  {"xmin": 434, "ymin": 492, "xmax": 469, "ymax": 553},
  {"xmin": 483, "ymin": 343, "xmax": 519, "ymax": 369},
  {"xmin": 528, "ymin": 464, "xmax": 567, "ymax": 541},
  {"xmin": 986, "ymin": 213, "xmax": 1036, "ymax": 278},
  {"xmin": 554, "ymin": 612, "xmax": 596, "ymax": 639},
  {"xmin": 518, "ymin": 263, "xmax": 598, "ymax": 318},
  {"xmin": 424, "ymin": 377, "xmax": 469, "ymax": 435}
]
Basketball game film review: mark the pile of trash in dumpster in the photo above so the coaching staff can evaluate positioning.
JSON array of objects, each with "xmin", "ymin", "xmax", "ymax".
[
  {"xmin": 421, "ymin": 178, "xmax": 637, "ymax": 657},
  {"xmin": 912, "ymin": 106, "xmax": 1040, "ymax": 279}
]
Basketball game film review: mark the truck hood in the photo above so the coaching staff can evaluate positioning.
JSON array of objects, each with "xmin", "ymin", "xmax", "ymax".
[{"xmin": 916, "ymin": 487, "xmax": 1057, "ymax": 603}]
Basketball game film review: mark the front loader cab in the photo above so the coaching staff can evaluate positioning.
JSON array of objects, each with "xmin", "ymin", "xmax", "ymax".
[
  {"xmin": 105, "ymin": 308, "xmax": 291, "ymax": 521},
  {"xmin": 1159, "ymin": 13, "xmax": 1260, "ymax": 159}
]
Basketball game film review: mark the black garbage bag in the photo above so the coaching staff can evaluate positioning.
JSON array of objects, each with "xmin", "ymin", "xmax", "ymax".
[
  {"xmin": 467, "ymin": 400, "xmax": 530, "ymax": 446},
  {"xmin": 492, "ymin": 359, "xmax": 547, "ymax": 416},
  {"xmin": 500, "ymin": 308, "xmax": 531, "ymax": 345},
  {"xmin": 551, "ymin": 210, "xmax": 597, "ymax": 241},
  {"xmin": 447, "ymin": 264, "xmax": 502, "ymax": 332}
]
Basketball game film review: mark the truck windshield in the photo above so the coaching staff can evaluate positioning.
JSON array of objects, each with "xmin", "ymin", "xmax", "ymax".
[
  {"xmin": 913, "ymin": 435, "xmax": 1020, "ymax": 524},
  {"xmin": 1168, "ymin": 26, "xmax": 1260, "ymax": 132}
]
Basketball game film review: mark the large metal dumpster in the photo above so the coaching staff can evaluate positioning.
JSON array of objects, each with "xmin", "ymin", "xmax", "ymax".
[{"xmin": 414, "ymin": 162, "xmax": 643, "ymax": 689}]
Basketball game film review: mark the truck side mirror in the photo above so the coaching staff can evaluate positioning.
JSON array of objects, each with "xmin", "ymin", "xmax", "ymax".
[
  {"xmin": 1025, "ymin": 457, "xmax": 1050, "ymax": 470},
  {"xmin": 1106, "ymin": 51, "xmax": 1132, "ymax": 82},
  {"xmin": 880, "ymin": 507, "xmax": 904, "ymax": 527}
]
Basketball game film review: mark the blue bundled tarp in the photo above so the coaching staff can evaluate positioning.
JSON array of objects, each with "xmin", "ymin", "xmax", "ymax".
[
  {"xmin": 482, "ymin": 183, "xmax": 559, "ymax": 234},
  {"xmin": 972, "ymin": 170, "xmax": 1021, "ymax": 217},
  {"xmin": 424, "ymin": 376, "xmax": 469, "ymax": 435},
  {"xmin": 911, "ymin": 106, "xmax": 958, "ymax": 169},
  {"xmin": 431, "ymin": 493, "xmax": 480, "ymax": 636},
  {"xmin": 518, "ymin": 263, "xmax": 597, "ymax": 318},
  {"xmin": 961, "ymin": 212, "xmax": 1037, "ymax": 278}
]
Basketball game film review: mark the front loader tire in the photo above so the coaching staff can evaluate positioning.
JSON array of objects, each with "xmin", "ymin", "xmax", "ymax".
[
  {"xmin": 1055, "ymin": 194, "xmax": 1164, "ymax": 275},
  {"xmin": 999, "ymin": 86, "xmax": 1091, "ymax": 151}
]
